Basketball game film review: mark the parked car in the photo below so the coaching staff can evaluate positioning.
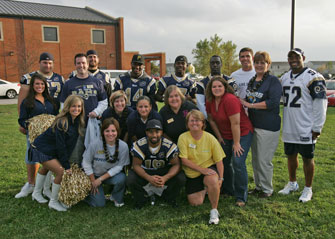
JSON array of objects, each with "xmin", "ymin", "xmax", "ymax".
[
  {"xmin": 101, "ymin": 70, "xmax": 128, "ymax": 89},
  {"xmin": 0, "ymin": 79, "xmax": 21, "ymax": 99},
  {"xmin": 326, "ymin": 80, "xmax": 335, "ymax": 106}
]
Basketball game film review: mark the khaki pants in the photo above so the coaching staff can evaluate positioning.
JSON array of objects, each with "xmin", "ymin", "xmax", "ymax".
[{"xmin": 251, "ymin": 128, "xmax": 280, "ymax": 194}]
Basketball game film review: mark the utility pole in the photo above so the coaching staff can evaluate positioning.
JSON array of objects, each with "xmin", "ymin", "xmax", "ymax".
[{"xmin": 291, "ymin": 0, "xmax": 295, "ymax": 50}]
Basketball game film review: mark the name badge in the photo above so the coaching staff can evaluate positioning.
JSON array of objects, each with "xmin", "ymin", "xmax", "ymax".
[
  {"xmin": 167, "ymin": 118, "xmax": 174, "ymax": 124},
  {"xmin": 189, "ymin": 144, "xmax": 196, "ymax": 149}
]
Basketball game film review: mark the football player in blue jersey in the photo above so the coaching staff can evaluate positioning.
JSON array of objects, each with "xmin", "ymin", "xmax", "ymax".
[
  {"xmin": 196, "ymin": 55, "xmax": 238, "ymax": 118},
  {"xmin": 86, "ymin": 50, "xmax": 112, "ymax": 100},
  {"xmin": 114, "ymin": 54, "xmax": 157, "ymax": 110},
  {"xmin": 156, "ymin": 55, "xmax": 197, "ymax": 104},
  {"xmin": 127, "ymin": 119, "xmax": 185, "ymax": 209},
  {"xmin": 18, "ymin": 52, "xmax": 64, "ymax": 114}
]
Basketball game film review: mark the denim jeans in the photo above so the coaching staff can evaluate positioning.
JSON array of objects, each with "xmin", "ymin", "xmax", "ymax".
[
  {"xmin": 85, "ymin": 172, "xmax": 126, "ymax": 207},
  {"xmin": 221, "ymin": 131, "xmax": 253, "ymax": 202}
]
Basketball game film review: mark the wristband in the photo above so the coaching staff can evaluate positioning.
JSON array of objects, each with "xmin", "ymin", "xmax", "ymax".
[{"xmin": 219, "ymin": 178, "xmax": 224, "ymax": 181}]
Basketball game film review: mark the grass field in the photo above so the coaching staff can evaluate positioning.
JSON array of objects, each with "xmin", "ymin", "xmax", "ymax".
[{"xmin": 0, "ymin": 104, "xmax": 334, "ymax": 239}]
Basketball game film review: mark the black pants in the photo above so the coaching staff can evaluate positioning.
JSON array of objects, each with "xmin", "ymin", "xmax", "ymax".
[{"xmin": 127, "ymin": 168, "xmax": 186, "ymax": 205}]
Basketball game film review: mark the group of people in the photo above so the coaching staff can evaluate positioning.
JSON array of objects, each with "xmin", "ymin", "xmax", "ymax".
[{"xmin": 14, "ymin": 46, "xmax": 327, "ymax": 225}]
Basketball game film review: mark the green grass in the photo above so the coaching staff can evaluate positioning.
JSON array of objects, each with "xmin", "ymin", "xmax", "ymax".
[{"xmin": 0, "ymin": 104, "xmax": 334, "ymax": 239}]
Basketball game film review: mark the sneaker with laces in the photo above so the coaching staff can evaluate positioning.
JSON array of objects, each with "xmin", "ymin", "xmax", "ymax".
[
  {"xmin": 209, "ymin": 209, "xmax": 220, "ymax": 225},
  {"xmin": 299, "ymin": 187, "xmax": 312, "ymax": 203},
  {"xmin": 15, "ymin": 182, "xmax": 34, "ymax": 198},
  {"xmin": 278, "ymin": 182, "xmax": 299, "ymax": 195}
]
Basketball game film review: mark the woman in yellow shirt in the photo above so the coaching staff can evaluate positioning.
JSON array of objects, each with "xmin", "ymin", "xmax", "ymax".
[{"xmin": 177, "ymin": 110, "xmax": 224, "ymax": 225}]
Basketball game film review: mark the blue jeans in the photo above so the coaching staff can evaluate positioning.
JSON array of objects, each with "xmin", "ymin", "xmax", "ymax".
[
  {"xmin": 85, "ymin": 172, "xmax": 126, "ymax": 207},
  {"xmin": 221, "ymin": 131, "xmax": 253, "ymax": 202}
]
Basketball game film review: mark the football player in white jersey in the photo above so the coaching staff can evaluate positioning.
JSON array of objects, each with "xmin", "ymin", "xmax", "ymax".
[{"xmin": 278, "ymin": 48, "xmax": 327, "ymax": 203}]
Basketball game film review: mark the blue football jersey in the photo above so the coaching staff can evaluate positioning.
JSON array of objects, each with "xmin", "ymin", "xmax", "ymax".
[
  {"xmin": 60, "ymin": 75, "xmax": 107, "ymax": 115},
  {"xmin": 131, "ymin": 137, "xmax": 178, "ymax": 170},
  {"xmin": 114, "ymin": 72, "xmax": 156, "ymax": 109},
  {"xmin": 69, "ymin": 69, "xmax": 110, "ymax": 86},
  {"xmin": 158, "ymin": 74, "xmax": 196, "ymax": 98},
  {"xmin": 20, "ymin": 71, "xmax": 64, "ymax": 102}
]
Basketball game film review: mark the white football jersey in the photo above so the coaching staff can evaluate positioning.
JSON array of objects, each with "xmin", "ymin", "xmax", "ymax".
[{"xmin": 281, "ymin": 67, "xmax": 327, "ymax": 144}]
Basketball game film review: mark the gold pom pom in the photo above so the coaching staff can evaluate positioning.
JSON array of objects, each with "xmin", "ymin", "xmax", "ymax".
[
  {"xmin": 27, "ymin": 114, "xmax": 56, "ymax": 143},
  {"xmin": 58, "ymin": 164, "xmax": 91, "ymax": 207}
]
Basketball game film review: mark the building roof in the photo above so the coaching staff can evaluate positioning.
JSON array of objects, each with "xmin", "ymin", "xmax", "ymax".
[{"xmin": 0, "ymin": 0, "xmax": 118, "ymax": 24}]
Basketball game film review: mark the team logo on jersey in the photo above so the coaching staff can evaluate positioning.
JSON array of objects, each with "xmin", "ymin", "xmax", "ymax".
[
  {"xmin": 96, "ymin": 74, "xmax": 103, "ymax": 79},
  {"xmin": 139, "ymin": 81, "xmax": 147, "ymax": 87},
  {"xmin": 172, "ymin": 152, "xmax": 179, "ymax": 159},
  {"xmin": 158, "ymin": 152, "xmax": 165, "ymax": 159},
  {"xmin": 300, "ymin": 136, "xmax": 310, "ymax": 142},
  {"xmin": 246, "ymin": 95, "xmax": 256, "ymax": 103},
  {"xmin": 314, "ymin": 86, "xmax": 321, "ymax": 93},
  {"xmin": 182, "ymin": 81, "xmax": 190, "ymax": 87}
]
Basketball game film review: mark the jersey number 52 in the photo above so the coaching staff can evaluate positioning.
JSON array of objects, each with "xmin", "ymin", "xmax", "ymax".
[{"xmin": 283, "ymin": 86, "xmax": 301, "ymax": 108}]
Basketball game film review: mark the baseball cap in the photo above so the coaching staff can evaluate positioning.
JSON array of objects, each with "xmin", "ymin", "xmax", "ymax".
[
  {"xmin": 40, "ymin": 52, "xmax": 54, "ymax": 61},
  {"xmin": 132, "ymin": 54, "xmax": 144, "ymax": 64},
  {"xmin": 175, "ymin": 55, "xmax": 188, "ymax": 64},
  {"xmin": 288, "ymin": 48, "xmax": 304, "ymax": 57},
  {"xmin": 146, "ymin": 119, "xmax": 163, "ymax": 131},
  {"xmin": 86, "ymin": 49, "xmax": 98, "ymax": 56}
]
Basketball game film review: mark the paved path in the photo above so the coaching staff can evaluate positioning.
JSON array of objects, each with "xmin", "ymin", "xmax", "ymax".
[{"xmin": 0, "ymin": 97, "xmax": 18, "ymax": 105}]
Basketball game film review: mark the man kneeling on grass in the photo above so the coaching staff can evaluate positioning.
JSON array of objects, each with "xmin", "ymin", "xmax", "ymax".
[{"xmin": 127, "ymin": 119, "xmax": 185, "ymax": 209}]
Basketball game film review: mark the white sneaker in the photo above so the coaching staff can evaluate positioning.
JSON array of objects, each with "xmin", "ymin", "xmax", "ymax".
[
  {"xmin": 299, "ymin": 187, "xmax": 313, "ymax": 203},
  {"xmin": 15, "ymin": 182, "xmax": 34, "ymax": 198},
  {"xmin": 209, "ymin": 209, "xmax": 220, "ymax": 225},
  {"xmin": 108, "ymin": 195, "xmax": 124, "ymax": 207},
  {"xmin": 278, "ymin": 182, "xmax": 299, "ymax": 195}
]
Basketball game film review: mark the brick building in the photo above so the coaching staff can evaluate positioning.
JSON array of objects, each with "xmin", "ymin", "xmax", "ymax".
[{"xmin": 0, "ymin": 0, "xmax": 165, "ymax": 82}]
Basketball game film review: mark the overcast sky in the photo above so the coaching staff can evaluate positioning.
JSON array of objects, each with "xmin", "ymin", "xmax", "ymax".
[{"xmin": 18, "ymin": 0, "xmax": 335, "ymax": 63}]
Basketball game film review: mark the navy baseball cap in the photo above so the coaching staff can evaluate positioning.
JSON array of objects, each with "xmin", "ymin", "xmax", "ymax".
[
  {"xmin": 132, "ymin": 54, "xmax": 144, "ymax": 64},
  {"xmin": 86, "ymin": 49, "xmax": 98, "ymax": 56},
  {"xmin": 39, "ymin": 52, "xmax": 54, "ymax": 61},
  {"xmin": 146, "ymin": 119, "xmax": 163, "ymax": 131},
  {"xmin": 288, "ymin": 48, "xmax": 304, "ymax": 57},
  {"xmin": 175, "ymin": 55, "xmax": 188, "ymax": 64}
]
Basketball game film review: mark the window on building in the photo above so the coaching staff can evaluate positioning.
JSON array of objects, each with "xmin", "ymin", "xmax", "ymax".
[
  {"xmin": 42, "ymin": 25, "xmax": 59, "ymax": 42},
  {"xmin": 0, "ymin": 22, "xmax": 3, "ymax": 41},
  {"xmin": 91, "ymin": 29, "xmax": 105, "ymax": 44}
]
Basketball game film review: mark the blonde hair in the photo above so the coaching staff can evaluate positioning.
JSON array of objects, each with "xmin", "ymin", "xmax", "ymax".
[
  {"xmin": 185, "ymin": 109, "xmax": 206, "ymax": 130},
  {"xmin": 52, "ymin": 95, "xmax": 85, "ymax": 136},
  {"xmin": 164, "ymin": 85, "xmax": 185, "ymax": 106}
]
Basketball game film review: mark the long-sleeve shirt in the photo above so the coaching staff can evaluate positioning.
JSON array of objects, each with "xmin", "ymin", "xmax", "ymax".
[
  {"xmin": 18, "ymin": 98, "xmax": 58, "ymax": 129},
  {"xmin": 33, "ymin": 115, "xmax": 80, "ymax": 170},
  {"xmin": 82, "ymin": 139, "xmax": 130, "ymax": 177}
]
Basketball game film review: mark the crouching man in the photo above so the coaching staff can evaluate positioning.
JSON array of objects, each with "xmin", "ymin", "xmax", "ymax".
[{"xmin": 127, "ymin": 119, "xmax": 185, "ymax": 209}]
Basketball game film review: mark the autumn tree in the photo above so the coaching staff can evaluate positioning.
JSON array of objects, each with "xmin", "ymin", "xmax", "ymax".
[{"xmin": 192, "ymin": 34, "xmax": 240, "ymax": 76}]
